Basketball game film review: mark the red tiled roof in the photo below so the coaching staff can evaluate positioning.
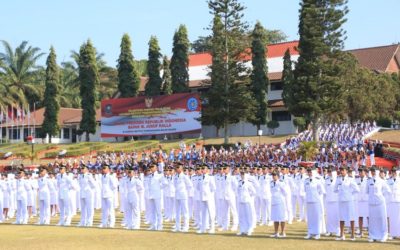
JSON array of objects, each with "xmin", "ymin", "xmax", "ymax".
[
  {"xmin": 348, "ymin": 44, "xmax": 400, "ymax": 72},
  {"xmin": 0, "ymin": 108, "xmax": 85, "ymax": 128},
  {"xmin": 63, "ymin": 109, "xmax": 101, "ymax": 124},
  {"xmin": 188, "ymin": 41, "xmax": 299, "ymax": 67}
]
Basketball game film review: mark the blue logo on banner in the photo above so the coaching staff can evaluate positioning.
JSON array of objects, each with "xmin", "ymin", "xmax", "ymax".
[{"xmin": 187, "ymin": 97, "xmax": 198, "ymax": 111}]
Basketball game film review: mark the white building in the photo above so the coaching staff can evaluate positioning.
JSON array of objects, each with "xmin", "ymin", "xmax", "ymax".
[
  {"xmin": 141, "ymin": 41, "xmax": 301, "ymax": 137},
  {"xmin": 0, "ymin": 108, "xmax": 110, "ymax": 144}
]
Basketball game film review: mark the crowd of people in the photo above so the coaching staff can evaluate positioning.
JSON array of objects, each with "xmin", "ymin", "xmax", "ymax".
[{"xmin": 0, "ymin": 122, "xmax": 399, "ymax": 243}]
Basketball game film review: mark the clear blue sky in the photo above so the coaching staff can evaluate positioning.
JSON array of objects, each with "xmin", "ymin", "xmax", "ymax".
[{"xmin": 1, "ymin": 0, "xmax": 399, "ymax": 66}]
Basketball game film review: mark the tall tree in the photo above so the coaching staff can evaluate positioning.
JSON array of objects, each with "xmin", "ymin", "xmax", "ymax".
[
  {"xmin": 145, "ymin": 36, "xmax": 162, "ymax": 96},
  {"xmin": 42, "ymin": 47, "xmax": 60, "ymax": 143},
  {"xmin": 191, "ymin": 29, "xmax": 288, "ymax": 53},
  {"xmin": 202, "ymin": 1, "xmax": 255, "ymax": 143},
  {"xmin": 170, "ymin": 24, "xmax": 190, "ymax": 93},
  {"xmin": 200, "ymin": 15, "xmax": 225, "ymax": 136},
  {"xmin": 289, "ymin": 0, "xmax": 349, "ymax": 141},
  {"xmin": 162, "ymin": 56, "xmax": 172, "ymax": 95},
  {"xmin": 281, "ymin": 49, "xmax": 296, "ymax": 118},
  {"xmin": 117, "ymin": 34, "xmax": 140, "ymax": 97},
  {"xmin": 78, "ymin": 40, "xmax": 99, "ymax": 141},
  {"xmin": 0, "ymin": 40, "xmax": 45, "ymax": 108},
  {"xmin": 249, "ymin": 21, "xmax": 269, "ymax": 132}
]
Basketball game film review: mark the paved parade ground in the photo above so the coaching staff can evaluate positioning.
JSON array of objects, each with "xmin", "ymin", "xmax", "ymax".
[{"xmin": 1, "ymin": 212, "xmax": 399, "ymax": 250}]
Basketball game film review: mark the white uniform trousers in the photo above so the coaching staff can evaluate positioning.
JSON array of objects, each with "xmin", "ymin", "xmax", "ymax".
[
  {"xmin": 0, "ymin": 192, "xmax": 3, "ymax": 222},
  {"xmin": 260, "ymin": 198, "xmax": 271, "ymax": 224},
  {"xmin": 139, "ymin": 191, "xmax": 145, "ymax": 212},
  {"xmin": 144, "ymin": 198, "xmax": 151, "ymax": 223},
  {"xmin": 16, "ymin": 198, "xmax": 28, "ymax": 224},
  {"xmin": 188, "ymin": 197, "xmax": 194, "ymax": 219},
  {"xmin": 39, "ymin": 197, "xmax": 51, "ymax": 225},
  {"xmin": 58, "ymin": 197, "xmax": 72, "ymax": 225},
  {"xmin": 80, "ymin": 195, "xmax": 94, "ymax": 226},
  {"xmin": 388, "ymin": 202, "xmax": 400, "ymax": 237},
  {"xmin": 221, "ymin": 198, "xmax": 238, "ymax": 230},
  {"xmin": 125, "ymin": 199, "xmax": 140, "ymax": 229},
  {"xmin": 101, "ymin": 197, "xmax": 115, "ymax": 227},
  {"xmin": 194, "ymin": 200, "xmax": 202, "ymax": 227},
  {"xmin": 216, "ymin": 198, "xmax": 223, "ymax": 227},
  {"xmin": 175, "ymin": 199, "xmax": 189, "ymax": 231},
  {"xmin": 164, "ymin": 197, "xmax": 175, "ymax": 220},
  {"xmin": 292, "ymin": 195, "xmax": 305, "ymax": 220},
  {"xmin": 200, "ymin": 200, "xmax": 215, "ymax": 232},
  {"xmin": 325, "ymin": 201, "xmax": 340, "ymax": 235},
  {"xmin": 148, "ymin": 198, "xmax": 163, "ymax": 230},
  {"xmin": 9, "ymin": 191, "xmax": 16, "ymax": 218},
  {"xmin": 286, "ymin": 194, "xmax": 293, "ymax": 223},
  {"xmin": 32, "ymin": 191, "xmax": 38, "ymax": 216},
  {"xmin": 254, "ymin": 196, "xmax": 261, "ymax": 223},
  {"xmin": 238, "ymin": 202, "xmax": 253, "ymax": 234},
  {"xmin": 70, "ymin": 190, "xmax": 77, "ymax": 216}
]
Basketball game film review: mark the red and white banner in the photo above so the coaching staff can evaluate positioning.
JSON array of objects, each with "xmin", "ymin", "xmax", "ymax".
[{"xmin": 101, "ymin": 93, "xmax": 201, "ymax": 137}]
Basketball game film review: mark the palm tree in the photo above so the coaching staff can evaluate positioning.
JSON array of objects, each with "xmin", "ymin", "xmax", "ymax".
[
  {"xmin": 62, "ymin": 49, "xmax": 116, "ymax": 106},
  {"xmin": 0, "ymin": 40, "xmax": 45, "ymax": 109}
]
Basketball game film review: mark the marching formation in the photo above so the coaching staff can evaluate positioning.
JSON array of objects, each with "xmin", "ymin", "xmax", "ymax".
[{"xmin": 0, "ymin": 123, "xmax": 399, "ymax": 243}]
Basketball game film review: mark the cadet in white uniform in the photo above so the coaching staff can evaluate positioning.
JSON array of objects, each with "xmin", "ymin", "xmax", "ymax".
[
  {"xmin": 367, "ymin": 167, "xmax": 390, "ymax": 242},
  {"xmin": 237, "ymin": 171, "xmax": 256, "ymax": 236},
  {"xmin": 214, "ymin": 167, "xmax": 224, "ymax": 228},
  {"xmin": 37, "ymin": 168, "xmax": 51, "ymax": 225},
  {"xmin": 124, "ymin": 168, "xmax": 144, "ymax": 230},
  {"xmin": 14, "ymin": 170, "xmax": 29, "ymax": 224},
  {"xmin": 197, "ymin": 165, "xmax": 216, "ymax": 234},
  {"xmin": 259, "ymin": 166, "xmax": 272, "ymax": 226},
  {"xmin": 387, "ymin": 167, "xmax": 400, "ymax": 239},
  {"xmin": 173, "ymin": 163, "xmax": 193, "ymax": 232},
  {"xmin": 192, "ymin": 166, "xmax": 202, "ymax": 229},
  {"xmin": 187, "ymin": 167, "xmax": 195, "ymax": 221},
  {"xmin": 355, "ymin": 167, "xmax": 369, "ymax": 237},
  {"xmin": 334, "ymin": 166, "xmax": 360, "ymax": 241},
  {"xmin": 324, "ymin": 167, "xmax": 340, "ymax": 236},
  {"xmin": 78, "ymin": 165, "xmax": 96, "ymax": 227},
  {"xmin": 57, "ymin": 166, "xmax": 74, "ymax": 226},
  {"xmin": 2, "ymin": 174, "xmax": 11, "ymax": 221},
  {"xmin": 99, "ymin": 165, "xmax": 118, "ymax": 228},
  {"xmin": 147, "ymin": 164, "xmax": 164, "ymax": 231},
  {"xmin": 270, "ymin": 170, "xmax": 288, "ymax": 238},
  {"xmin": 280, "ymin": 166, "xmax": 294, "ymax": 224},
  {"xmin": 48, "ymin": 173, "xmax": 58, "ymax": 217},
  {"xmin": 163, "ymin": 167, "xmax": 175, "ymax": 222},
  {"xmin": 0, "ymin": 174, "xmax": 6, "ymax": 222},
  {"xmin": 220, "ymin": 165, "xmax": 238, "ymax": 232},
  {"xmin": 292, "ymin": 166, "xmax": 306, "ymax": 222},
  {"xmin": 304, "ymin": 167, "xmax": 325, "ymax": 240}
]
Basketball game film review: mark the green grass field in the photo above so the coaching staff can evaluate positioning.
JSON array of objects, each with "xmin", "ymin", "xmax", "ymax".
[{"xmin": 1, "ymin": 211, "xmax": 399, "ymax": 250}]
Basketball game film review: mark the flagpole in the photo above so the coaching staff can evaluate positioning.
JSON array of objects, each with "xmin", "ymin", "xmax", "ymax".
[
  {"xmin": 28, "ymin": 104, "xmax": 31, "ymax": 137},
  {"xmin": 0, "ymin": 107, "xmax": 3, "ymax": 144}
]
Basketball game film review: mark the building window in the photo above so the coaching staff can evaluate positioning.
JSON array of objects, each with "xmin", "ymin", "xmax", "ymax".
[
  {"xmin": 35, "ymin": 128, "xmax": 43, "ymax": 138},
  {"xmin": 270, "ymin": 81, "xmax": 283, "ymax": 91},
  {"xmin": 63, "ymin": 128, "xmax": 70, "ymax": 139},
  {"xmin": 23, "ymin": 128, "xmax": 29, "ymax": 141},
  {"xmin": 272, "ymin": 111, "xmax": 291, "ymax": 121},
  {"xmin": 9, "ymin": 128, "xmax": 21, "ymax": 140}
]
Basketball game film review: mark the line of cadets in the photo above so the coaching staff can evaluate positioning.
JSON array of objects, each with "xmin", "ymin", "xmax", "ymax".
[{"xmin": 0, "ymin": 162, "xmax": 399, "ymax": 243}]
